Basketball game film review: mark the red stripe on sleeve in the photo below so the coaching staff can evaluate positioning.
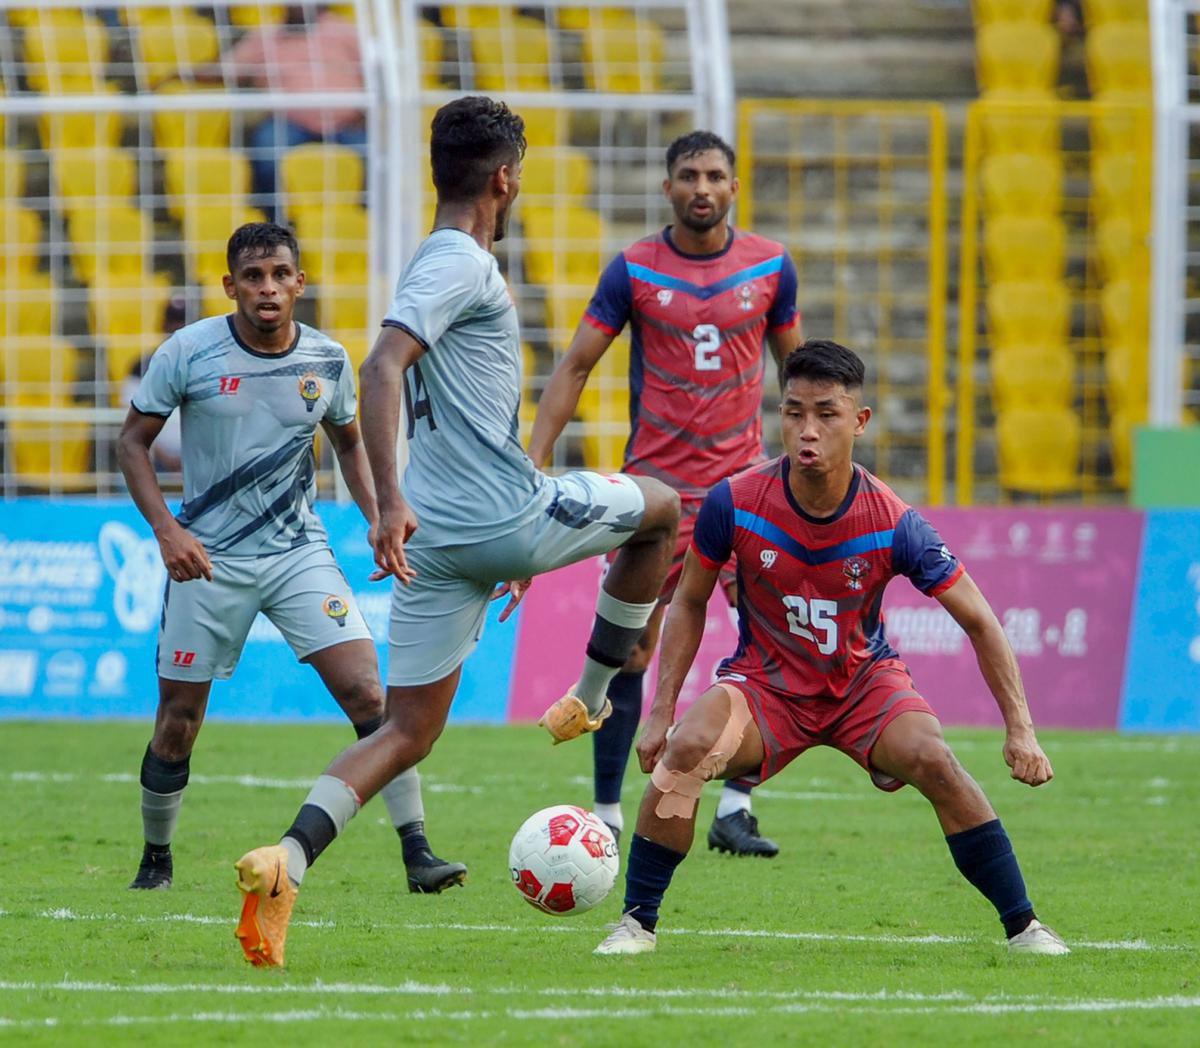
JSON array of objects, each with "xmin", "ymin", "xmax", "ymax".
[
  {"xmin": 925, "ymin": 562, "xmax": 965, "ymax": 598},
  {"xmin": 690, "ymin": 541, "xmax": 723, "ymax": 572},
  {"xmin": 768, "ymin": 314, "xmax": 801, "ymax": 333},
  {"xmin": 584, "ymin": 312, "xmax": 620, "ymax": 337}
]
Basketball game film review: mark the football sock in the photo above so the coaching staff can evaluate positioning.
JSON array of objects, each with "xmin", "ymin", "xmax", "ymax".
[
  {"xmin": 594, "ymin": 802, "xmax": 623, "ymax": 834},
  {"xmin": 380, "ymin": 768, "xmax": 424, "ymax": 832},
  {"xmin": 945, "ymin": 818, "xmax": 1036, "ymax": 938},
  {"xmin": 398, "ymin": 819, "xmax": 434, "ymax": 865},
  {"xmin": 352, "ymin": 715, "xmax": 383, "ymax": 739},
  {"xmin": 139, "ymin": 745, "xmax": 189, "ymax": 847},
  {"xmin": 623, "ymin": 833, "xmax": 686, "ymax": 932},
  {"xmin": 715, "ymin": 782, "xmax": 753, "ymax": 820},
  {"xmin": 593, "ymin": 670, "xmax": 645, "ymax": 805},
  {"xmin": 576, "ymin": 591, "xmax": 656, "ymax": 715},
  {"xmin": 280, "ymin": 775, "xmax": 362, "ymax": 887}
]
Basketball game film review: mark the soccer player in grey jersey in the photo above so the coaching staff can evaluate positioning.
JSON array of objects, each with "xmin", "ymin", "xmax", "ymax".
[
  {"xmin": 118, "ymin": 222, "xmax": 464, "ymax": 896},
  {"xmin": 232, "ymin": 98, "xmax": 681, "ymax": 968}
]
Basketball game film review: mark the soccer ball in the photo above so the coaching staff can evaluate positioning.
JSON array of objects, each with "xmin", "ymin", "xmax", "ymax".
[{"xmin": 509, "ymin": 804, "xmax": 619, "ymax": 916}]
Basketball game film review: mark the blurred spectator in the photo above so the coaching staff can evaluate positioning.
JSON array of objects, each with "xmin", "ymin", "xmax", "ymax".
[
  {"xmin": 222, "ymin": 4, "xmax": 366, "ymax": 207},
  {"xmin": 1054, "ymin": 0, "xmax": 1084, "ymax": 37},
  {"xmin": 121, "ymin": 295, "xmax": 186, "ymax": 474}
]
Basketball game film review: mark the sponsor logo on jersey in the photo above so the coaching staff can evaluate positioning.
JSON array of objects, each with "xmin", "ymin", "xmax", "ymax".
[
  {"xmin": 842, "ymin": 555, "xmax": 871, "ymax": 591},
  {"xmin": 735, "ymin": 282, "xmax": 756, "ymax": 311},
  {"xmin": 323, "ymin": 594, "xmax": 349, "ymax": 627},
  {"xmin": 218, "ymin": 376, "xmax": 241, "ymax": 395},
  {"xmin": 656, "ymin": 289, "xmax": 673, "ymax": 307},
  {"xmin": 299, "ymin": 372, "xmax": 322, "ymax": 413},
  {"xmin": 760, "ymin": 548, "xmax": 778, "ymax": 569}
]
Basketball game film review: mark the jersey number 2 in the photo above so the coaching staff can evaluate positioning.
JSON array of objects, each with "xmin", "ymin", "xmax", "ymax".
[
  {"xmin": 693, "ymin": 324, "xmax": 722, "ymax": 371},
  {"xmin": 404, "ymin": 361, "xmax": 437, "ymax": 437},
  {"xmin": 782, "ymin": 596, "xmax": 839, "ymax": 655}
]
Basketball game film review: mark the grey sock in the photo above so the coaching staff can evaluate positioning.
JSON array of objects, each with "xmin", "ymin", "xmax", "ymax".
[
  {"xmin": 379, "ymin": 766, "xmax": 423, "ymax": 829},
  {"xmin": 280, "ymin": 836, "xmax": 308, "ymax": 887},
  {"xmin": 141, "ymin": 788, "xmax": 184, "ymax": 847},
  {"xmin": 576, "ymin": 590, "xmax": 657, "ymax": 714}
]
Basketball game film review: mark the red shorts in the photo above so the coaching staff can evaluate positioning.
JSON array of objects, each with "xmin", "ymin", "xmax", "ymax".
[
  {"xmin": 608, "ymin": 497, "xmax": 737, "ymax": 603},
  {"xmin": 722, "ymin": 658, "xmax": 936, "ymax": 792}
]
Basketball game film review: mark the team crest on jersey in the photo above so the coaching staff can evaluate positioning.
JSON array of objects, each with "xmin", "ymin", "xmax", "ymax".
[
  {"xmin": 323, "ymin": 595, "xmax": 349, "ymax": 627},
  {"xmin": 842, "ymin": 555, "xmax": 871, "ymax": 591},
  {"xmin": 299, "ymin": 372, "xmax": 322, "ymax": 412},
  {"xmin": 760, "ymin": 549, "xmax": 778, "ymax": 569},
  {"xmin": 735, "ymin": 283, "xmax": 756, "ymax": 312},
  {"xmin": 656, "ymin": 289, "xmax": 673, "ymax": 307}
]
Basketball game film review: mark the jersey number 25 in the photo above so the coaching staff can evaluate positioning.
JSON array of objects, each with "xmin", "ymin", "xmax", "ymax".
[{"xmin": 782, "ymin": 595, "xmax": 838, "ymax": 655}]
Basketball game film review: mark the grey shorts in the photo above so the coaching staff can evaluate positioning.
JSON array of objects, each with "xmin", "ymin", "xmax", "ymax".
[
  {"xmin": 387, "ymin": 470, "xmax": 645, "ymax": 686},
  {"xmin": 157, "ymin": 542, "xmax": 372, "ymax": 682}
]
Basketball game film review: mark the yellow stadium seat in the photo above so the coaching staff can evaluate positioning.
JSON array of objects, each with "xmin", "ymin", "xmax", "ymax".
[
  {"xmin": 1086, "ymin": 22, "xmax": 1151, "ymax": 99},
  {"xmin": 54, "ymin": 148, "xmax": 138, "ymax": 211},
  {"xmin": 201, "ymin": 282, "xmax": 237, "ymax": 317},
  {"xmin": 1104, "ymin": 341, "xmax": 1147, "ymax": 415},
  {"xmin": 522, "ymin": 108, "xmax": 568, "ymax": 148},
  {"xmin": 469, "ymin": 14, "xmax": 553, "ymax": 92},
  {"xmin": 89, "ymin": 272, "xmax": 173, "ymax": 340},
  {"xmin": 38, "ymin": 90, "xmax": 124, "ymax": 150},
  {"xmin": 1100, "ymin": 278, "xmax": 1149, "ymax": 346},
  {"xmin": 520, "ymin": 147, "xmax": 593, "ymax": 202},
  {"xmin": 975, "ymin": 22, "xmax": 1059, "ymax": 96},
  {"xmin": 134, "ymin": 10, "xmax": 220, "ymax": 89},
  {"xmin": 292, "ymin": 205, "xmax": 370, "ymax": 284},
  {"xmin": 984, "ymin": 215, "xmax": 1066, "ymax": 282},
  {"xmin": 0, "ymin": 148, "xmax": 25, "ymax": 197},
  {"xmin": 979, "ymin": 108, "xmax": 1060, "ymax": 153},
  {"xmin": 0, "ymin": 272, "xmax": 55, "ymax": 339},
  {"xmin": 986, "ymin": 279, "xmax": 1072, "ymax": 347},
  {"xmin": 122, "ymin": 6, "xmax": 175, "ymax": 25},
  {"xmin": 990, "ymin": 347, "xmax": 1074, "ymax": 411},
  {"xmin": 281, "ymin": 143, "xmax": 364, "ymax": 210},
  {"xmin": 982, "ymin": 152, "xmax": 1063, "ymax": 216},
  {"xmin": 582, "ymin": 12, "xmax": 663, "ymax": 93},
  {"xmin": 1095, "ymin": 216, "xmax": 1150, "ymax": 283},
  {"xmin": 10, "ymin": 395, "xmax": 93, "ymax": 491},
  {"xmin": 1083, "ymin": 0, "xmax": 1148, "ymax": 24},
  {"xmin": 522, "ymin": 205, "xmax": 606, "ymax": 287},
  {"xmin": 1091, "ymin": 152, "xmax": 1149, "ymax": 224},
  {"xmin": 229, "ymin": 4, "xmax": 286, "ymax": 26},
  {"xmin": 996, "ymin": 405, "xmax": 1081, "ymax": 493},
  {"xmin": 1108, "ymin": 404, "xmax": 1146, "ymax": 487},
  {"xmin": 153, "ymin": 81, "xmax": 232, "ymax": 149},
  {"xmin": 67, "ymin": 205, "xmax": 154, "ymax": 283},
  {"xmin": 972, "ymin": 0, "xmax": 1054, "ymax": 21},
  {"xmin": 420, "ymin": 22, "xmax": 445, "ymax": 88},
  {"xmin": 181, "ymin": 204, "xmax": 270, "ymax": 281},
  {"xmin": 23, "ymin": 14, "xmax": 109, "ymax": 92},
  {"xmin": 4, "ymin": 336, "xmax": 78, "ymax": 394},
  {"xmin": 317, "ymin": 283, "xmax": 369, "ymax": 337},
  {"xmin": 8, "ymin": 8, "xmax": 81, "ymax": 27},
  {"xmin": 1089, "ymin": 108, "xmax": 1151, "ymax": 157},
  {"xmin": 441, "ymin": 6, "xmax": 520, "ymax": 28},
  {"xmin": 0, "ymin": 205, "xmax": 42, "ymax": 277},
  {"xmin": 164, "ymin": 149, "xmax": 253, "ymax": 219}
]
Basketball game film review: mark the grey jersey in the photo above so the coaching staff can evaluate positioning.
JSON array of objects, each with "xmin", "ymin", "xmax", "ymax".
[
  {"xmin": 383, "ymin": 228, "xmax": 545, "ymax": 548},
  {"xmin": 133, "ymin": 314, "xmax": 357, "ymax": 558}
]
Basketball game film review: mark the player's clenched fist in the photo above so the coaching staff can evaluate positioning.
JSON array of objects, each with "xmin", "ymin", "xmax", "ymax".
[{"xmin": 1003, "ymin": 731, "xmax": 1054, "ymax": 787}]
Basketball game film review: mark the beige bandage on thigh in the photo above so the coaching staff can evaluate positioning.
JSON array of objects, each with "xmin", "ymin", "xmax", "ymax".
[{"xmin": 650, "ymin": 684, "xmax": 753, "ymax": 819}]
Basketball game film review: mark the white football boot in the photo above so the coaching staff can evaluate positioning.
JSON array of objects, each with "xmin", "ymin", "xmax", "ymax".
[
  {"xmin": 594, "ymin": 913, "xmax": 657, "ymax": 955},
  {"xmin": 1007, "ymin": 919, "xmax": 1070, "ymax": 955}
]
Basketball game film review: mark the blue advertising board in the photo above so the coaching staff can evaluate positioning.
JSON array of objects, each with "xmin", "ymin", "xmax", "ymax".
[
  {"xmin": 1120, "ymin": 510, "xmax": 1200, "ymax": 732},
  {"xmin": 0, "ymin": 501, "xmax": 517, "ymax": 723}
]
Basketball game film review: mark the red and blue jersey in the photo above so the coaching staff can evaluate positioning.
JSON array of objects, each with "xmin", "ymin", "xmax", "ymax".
[
  {"xmin": 585, "ymin": 226, "xmax": 800, "ymax": 501},
  {"xmin": 692, "ymin": 457, "xmax": 965, "ymax": 699}
]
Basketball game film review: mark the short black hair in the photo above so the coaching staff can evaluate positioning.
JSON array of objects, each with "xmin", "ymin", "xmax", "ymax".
[
  {"xmin": 782, "ymin": 339, "xmax": 866, "ymax": 391},
  {"xmin": 430, "ymin": 96, "xmax": 526, "ymax": 202},
  {"xmin": 226, "ymin": 222, "xmax": 299, "ymax": 273},
  {"xmin": 665, "ymin": 130, "xmax": 735, "ymax": 175}
]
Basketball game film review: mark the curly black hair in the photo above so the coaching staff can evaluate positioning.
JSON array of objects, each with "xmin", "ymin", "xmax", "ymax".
[
  {"xmin": 430, "ymin": 96, "xmax": 527, "ymax": 202},
  {"xmin": 226, "ymin": 221, "xmax": 299, "ymax": 273},
  {"xmin": 665, "ymin": 130, "xmax": 735, "ymax": 175}
]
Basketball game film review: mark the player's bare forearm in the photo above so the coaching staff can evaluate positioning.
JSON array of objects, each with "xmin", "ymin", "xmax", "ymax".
[
  {"xmin": 527, "ymin": 321, "xmax": 613, "ymax": 468},
  {"xmin": 117, "ymin": 410, "xmax": 176, "ymax": 534},
  {"xmin": 323, "ymin": 419, "xmax": 379, "ymax": 526},
  {"xmin": 360, "ymin": 327, "xmax": 422, "ymax": 512},
  {"xmin": 649, "ymin": 552, "xmax": 720, "ymax": 720}
]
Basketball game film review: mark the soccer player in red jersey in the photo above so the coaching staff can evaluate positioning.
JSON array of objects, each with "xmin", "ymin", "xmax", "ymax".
[
  {"xmin": 593, "ymin": 340, "xmax": 1069, "ymax": 956},
  {"xmin": 529, "ymin": 131, "xmax": 803, "ymax": 856}
]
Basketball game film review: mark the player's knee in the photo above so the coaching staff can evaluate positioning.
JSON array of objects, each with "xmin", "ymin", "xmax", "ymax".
[
  {"xmin": 337, "ymin": 675, "xmax": 385, "ymax": 723},
  {"xmin": 904, "ymin": 737, "xmax": 962, "ymax": 792},
  {"xmin": 635, "ymin": 478, "xmax": 680, "ymax": 538},
  {"xmin": 662, "ymin": 724, "xmax": 722, "ymax": 779}
]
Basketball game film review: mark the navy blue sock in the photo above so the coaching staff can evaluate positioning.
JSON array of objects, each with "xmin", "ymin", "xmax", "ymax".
[
  {"xmin": 724, "ymin": 779, "xmax": 753, "ymax": 796},
  {"xmin": 593, "ymin": 671, "xmax": 644, "ymax": 805},
  {"xmin": 945, "ymin": 818, "xmax": 1036, "ymax": 938},
  {"xmin": 623, "ymin": 833, "xmax": 686, "ymax": 932}
]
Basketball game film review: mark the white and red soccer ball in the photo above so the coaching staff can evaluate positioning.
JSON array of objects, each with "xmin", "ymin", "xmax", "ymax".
[{"xmin": 509, "ymin": 805, "xmax": 619, "ymax": 916}]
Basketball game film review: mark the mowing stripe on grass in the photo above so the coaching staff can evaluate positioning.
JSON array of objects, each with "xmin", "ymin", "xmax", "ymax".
[{"xmin": 4, "ymin": 909, "xmax": 1186, "ymax": 953}]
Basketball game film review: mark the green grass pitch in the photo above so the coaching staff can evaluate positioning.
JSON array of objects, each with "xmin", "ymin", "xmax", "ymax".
[{"xmin": 1, "ymin": 720, "xmax": 1196, "ymax": 1046}]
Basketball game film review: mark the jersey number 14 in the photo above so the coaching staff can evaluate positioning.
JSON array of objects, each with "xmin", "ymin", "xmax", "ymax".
[{"xmin": 404, "ymin": 361, "xmax": 438, "ymax": 437}]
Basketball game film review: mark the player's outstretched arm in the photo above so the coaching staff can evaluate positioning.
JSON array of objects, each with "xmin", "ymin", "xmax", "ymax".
[
  {"xmin": 527, "ymin": 320, "xmax": 614, "ymax": 468},
  {"xmin": 116, "ymin": 407, "xmax": 212, "ymax": 582},
  {"xmin": 638, "ymin": 548, "xmax": 720, "ymax": 772},
  {"xmin": 359, "ymin": 326, "xmax": 424, "ymax": 583},
  {"xmin": 936, "ymin": 572, "xmax": 1054, "ymax": 787}
]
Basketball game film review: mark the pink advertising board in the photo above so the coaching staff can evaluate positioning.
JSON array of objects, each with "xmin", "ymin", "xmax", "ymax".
[{"xmin": 508, "ymin": 509, "xmax": 1143, "ymax": 730}]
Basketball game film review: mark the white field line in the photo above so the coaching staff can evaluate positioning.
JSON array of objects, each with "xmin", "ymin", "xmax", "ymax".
[
  {"xmin": 4, "ymin": 908, "xmax": 1187, "ymax": 953},
  {"xmin": 3, "ymin": 771, "xmax": 481, "ymax": 793},
  {"xmin": 3, "ymin": 996, "xmax": 1200, "ymax": 1029}
]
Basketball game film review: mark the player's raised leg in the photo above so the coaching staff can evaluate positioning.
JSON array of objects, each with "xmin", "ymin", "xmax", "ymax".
[
  {"xmin": 539, "ymin": 476, "xmax": 678, "ymax": 743},
  {"xmin": 595, "ymin": 682, "xmax": 764, "ymax": 954},
  {"xmin": 308, "ymin": 638, "xmax": 466, "ymax": 894},
  {"xmin": 869, "ymin": 710, "xmax": 1068, "ymax": 955},
  {"xmin": 129, "ymin": 678, "xmax": 212, "ymax": 889}
]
